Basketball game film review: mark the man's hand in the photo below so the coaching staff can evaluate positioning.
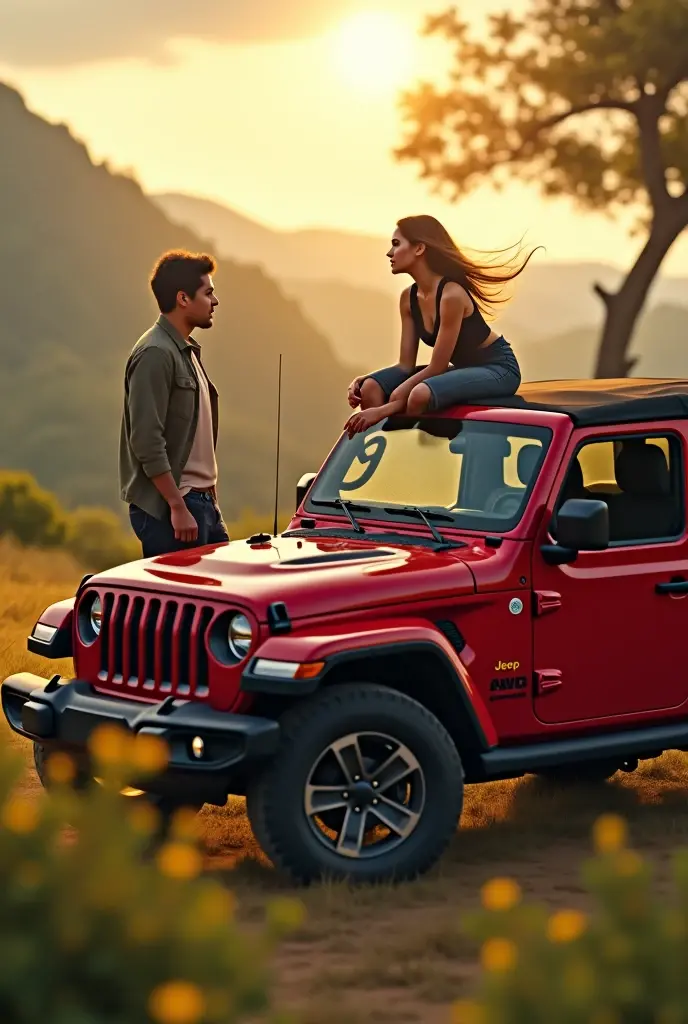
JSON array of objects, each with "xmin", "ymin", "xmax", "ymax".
[
  {"xmin": 347, "ymin": 376, "xmax": 365, "ymax": 409},
  {"xmin": 170, "ymin": 501, "xmax": 199, "ymax": 542},
  {"xmin": 344, "ymin": 407, "xmax": 385, "ymax": 439}
]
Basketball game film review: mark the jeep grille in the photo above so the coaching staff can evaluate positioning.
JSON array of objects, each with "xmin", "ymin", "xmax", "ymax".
[{"xmin": 97, "ymin": 591, "xmax": 214, "ymax": 699}]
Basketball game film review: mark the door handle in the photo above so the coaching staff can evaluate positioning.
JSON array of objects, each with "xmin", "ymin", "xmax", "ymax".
[
  {"xmin": 536, "ymin": 669, "xmax": 562, "ymax": 693},
  {"xmin": 656, "ymin": 579, "xmax": 688, "ymax": 594}
]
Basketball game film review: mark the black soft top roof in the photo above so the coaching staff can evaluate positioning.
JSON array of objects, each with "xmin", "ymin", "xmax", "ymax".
[{"xmin": 474, "ymin": 378, "xmax": 688, "ymax": 427}]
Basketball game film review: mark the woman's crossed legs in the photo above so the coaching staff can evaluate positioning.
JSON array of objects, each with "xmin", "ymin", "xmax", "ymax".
[{"xmin": 347, "ymin": 358, "xmax": 521, "ymax": 436}]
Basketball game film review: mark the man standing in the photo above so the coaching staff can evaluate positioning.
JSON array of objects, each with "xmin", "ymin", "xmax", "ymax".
[{"xmin": 120, "ymin": 250, "xmax": 229, "ymax": 557}]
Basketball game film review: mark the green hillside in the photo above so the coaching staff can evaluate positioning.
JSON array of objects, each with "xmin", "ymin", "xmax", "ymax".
[{"xmin": 0, "ymin": 84, "xmax": 351, "ymax": 521}]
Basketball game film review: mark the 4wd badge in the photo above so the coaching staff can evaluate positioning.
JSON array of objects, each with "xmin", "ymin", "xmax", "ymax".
[{"xmin": 509, "ymin": 598, "xmax": 523, "ymax": 615}]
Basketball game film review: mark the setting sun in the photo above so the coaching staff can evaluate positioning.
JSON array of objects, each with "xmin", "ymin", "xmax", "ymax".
[{"xmin": 330, "ymin": 11, "xmax": 416, "ymax": 95}]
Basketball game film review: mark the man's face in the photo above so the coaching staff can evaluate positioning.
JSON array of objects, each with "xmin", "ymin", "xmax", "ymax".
[{"xmin": 181, "ymin": 274, "xmax": 219, "ymax": 330}]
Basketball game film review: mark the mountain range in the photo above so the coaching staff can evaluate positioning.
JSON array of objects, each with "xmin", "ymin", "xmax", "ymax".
[{"xmin": 0, "ymin": 83, "xmax": 351, "ymax": 521}]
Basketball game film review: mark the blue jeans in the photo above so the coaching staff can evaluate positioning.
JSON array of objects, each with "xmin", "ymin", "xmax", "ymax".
[
  {"xmin": 364, "ymin": 336, "xmax": 521, "ymax": 412},
  {"xmin": 129, "ymin": 490, "xmax": 229, "ymax": 558}
]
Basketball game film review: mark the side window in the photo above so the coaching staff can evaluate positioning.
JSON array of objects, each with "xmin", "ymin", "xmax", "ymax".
[{"xmin": 555, "ymin": 434, "xmax": 684, "ymax": 545}]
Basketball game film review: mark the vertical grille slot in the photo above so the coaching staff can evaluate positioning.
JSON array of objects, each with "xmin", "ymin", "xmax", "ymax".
[
  {"xmin": 126, "ymin": 597, "xmax": 144, "ymax": 685},
  {"xmin": 111, "ymin": 594, "xmax": 129, "ymax": 683},
  {"xmin": 176, "ymin": 604, "xmax": 196, "ymax": 696},
  {"xmin": 142, "ymin": 599, "xmax": 161, "ymax": 690},
  {"xmin": 160, "ymin": 602, "xmax": 178, "ymax": 693},
  {"xmin": 196, "ymin": 607, "xmax": 214, "ymax": 698},
  {"xmin": 98, "ymin": 591, "xmax": 115, "ymax": 679}
]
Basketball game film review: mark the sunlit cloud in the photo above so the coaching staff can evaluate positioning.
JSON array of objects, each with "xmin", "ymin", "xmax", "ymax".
[{"xmin": 0, "ymin": 0, "xmax": 405, "ymax": 67}]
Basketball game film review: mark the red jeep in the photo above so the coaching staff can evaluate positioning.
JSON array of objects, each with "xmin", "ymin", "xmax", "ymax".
[{"xmin": 4, "ymin": 378, "xmax": 687, "ymax": 884}]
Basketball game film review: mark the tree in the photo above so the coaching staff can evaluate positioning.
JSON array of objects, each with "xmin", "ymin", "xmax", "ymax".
[
  {"xmin": 0, "ymin": 471, "xmax": 68, "ymax": 547},
  {"xmin": 65, "ymin": 506, "xmax": 139, "ymax": 572},
  {"xmin": 395, "ymin": 0, "xmax": 688, "ymax": 378}
]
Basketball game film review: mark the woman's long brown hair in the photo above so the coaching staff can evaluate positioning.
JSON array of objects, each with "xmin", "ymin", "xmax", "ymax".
[{"xmin": 397, "ymin": 215, "xmax": 541, "ymax": 315}]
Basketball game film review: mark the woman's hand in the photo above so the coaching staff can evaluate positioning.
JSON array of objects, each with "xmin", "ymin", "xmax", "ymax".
[
  {"xmin": 347, "ymin": 375, "xmax": 365, "ymax": 409},
  {"xmin": 344, "ymin": 406, "xmax": 385, "ymax": 439}
]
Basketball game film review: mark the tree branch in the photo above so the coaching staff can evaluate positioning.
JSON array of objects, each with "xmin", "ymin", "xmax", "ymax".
[
  {"xmin": 503, "ymin": 99, "xmax": 636, "ymax": 166},
  {"xmin": 635, "ymin": 97, "xmax": 671, "ymax": 212},
  {"xmin": 534, "ymin": 99, "xmax": 636, "ymax": 134},
  {"xmin": 593, "ymin": 283, "xmax": 614, "ymax": 308}
]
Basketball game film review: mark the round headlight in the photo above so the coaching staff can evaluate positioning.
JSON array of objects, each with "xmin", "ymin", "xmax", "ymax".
[
  {"xmin": 228, "ymin": 613, "xmax": 252, "ymax": 660},
  {"xmin": 90, "ymin": 595, "xmax": 103, "ymax": 636}
]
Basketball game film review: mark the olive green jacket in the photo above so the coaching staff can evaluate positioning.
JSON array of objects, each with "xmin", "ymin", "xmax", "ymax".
[{"xmin": 119, "ymin": 315, "xmax": 219, "ymax": 519}]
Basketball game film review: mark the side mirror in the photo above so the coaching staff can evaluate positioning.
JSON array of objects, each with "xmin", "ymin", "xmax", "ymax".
[
  {"xmin": 542, "ymin": 498, "xmax": 609, "ymax": 565},
  {"xmin": 296, "ymin": 472, "xmax": 317, "ymax": 509}
]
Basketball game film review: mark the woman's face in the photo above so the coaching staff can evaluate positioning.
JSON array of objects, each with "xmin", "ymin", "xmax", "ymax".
[{"xmin": 386, "ymin": 226, "xmax": 424, "ymax": 275}]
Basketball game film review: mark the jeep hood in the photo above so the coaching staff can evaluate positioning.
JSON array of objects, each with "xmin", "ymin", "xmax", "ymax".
[{"xmin": 95, "ymin": 533, "xmax": 478, "ymax": 622}]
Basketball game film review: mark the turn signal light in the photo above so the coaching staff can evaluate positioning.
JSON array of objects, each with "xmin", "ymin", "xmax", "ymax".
[{"xmin": 294, "ymin": 661, "xmax": 325, "ymax": 680}]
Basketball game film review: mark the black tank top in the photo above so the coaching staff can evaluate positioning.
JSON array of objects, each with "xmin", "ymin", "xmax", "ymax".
[{"xmin": 410, "ymin": 278, "xmax": 492, "ymax": 367}]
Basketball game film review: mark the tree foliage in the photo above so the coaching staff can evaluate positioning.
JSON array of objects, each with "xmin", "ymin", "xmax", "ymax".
[
  {"xmin": 397, "ymin": 0, "xmax": 688, "ymax": 220},
  {"xmin": 0, "ymin": 472, "xmax": 68, "ymax": 548},
  {"xmin": 396, "ymin": 1, "xmax": 688, "ymax": 377},
  {"xmin": 64, "ymin": 506, "xmax": 139, "ymax": 573}
]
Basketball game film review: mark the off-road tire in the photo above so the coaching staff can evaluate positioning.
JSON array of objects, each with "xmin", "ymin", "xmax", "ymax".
[
  {"xmin": 33, "ymin": 741, "xmax": 202, "ymax": 842},
  {"xmin": 246, "ymin": 683, "xmax": 464, "ymax": 885}
]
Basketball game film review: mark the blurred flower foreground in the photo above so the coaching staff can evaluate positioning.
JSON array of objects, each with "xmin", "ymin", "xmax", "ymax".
[
  {"xmin": 455, "ymin": 811, "xmax": 688, "ymax": 1023},
  {"xmin": 0, "ymin": 725, "xmax": 302, "ymax": 1024}
]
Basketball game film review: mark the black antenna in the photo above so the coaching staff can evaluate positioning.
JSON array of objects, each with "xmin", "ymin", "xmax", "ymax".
[{"xmin": 273, "ymin": 353, "xmax": 283, "ymax": 537}]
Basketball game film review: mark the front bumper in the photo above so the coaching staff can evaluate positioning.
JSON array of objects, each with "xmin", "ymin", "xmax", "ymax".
[{"xmin": 1, "ymin": 673, "xmax": 280, "ymax": 806}]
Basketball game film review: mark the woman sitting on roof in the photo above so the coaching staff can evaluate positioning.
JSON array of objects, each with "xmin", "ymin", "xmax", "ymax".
[{"xmin": 345, "ymin": 215, "xmax": 538, "ymax": 438}]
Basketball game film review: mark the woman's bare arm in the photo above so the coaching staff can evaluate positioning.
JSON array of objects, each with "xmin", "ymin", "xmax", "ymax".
[{"xmin": 398, "ymin": 286, "xmax": 420, "ymax": 370}]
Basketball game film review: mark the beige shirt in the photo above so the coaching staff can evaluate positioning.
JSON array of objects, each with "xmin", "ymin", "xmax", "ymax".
[{"xmin": 179, "ymin": 349, "xmax": 218, "ymax": 494}]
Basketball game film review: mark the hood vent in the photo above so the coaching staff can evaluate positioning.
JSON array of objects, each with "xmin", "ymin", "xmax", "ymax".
[{"xmin": 280, "ymin": 548, "xmax": 395, "ymax": 567}]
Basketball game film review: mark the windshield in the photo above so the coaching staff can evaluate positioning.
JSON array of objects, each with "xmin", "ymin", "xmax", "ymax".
[{"xmin": 307, "ymin": 416, "xmax": 552, "ymax": 533}]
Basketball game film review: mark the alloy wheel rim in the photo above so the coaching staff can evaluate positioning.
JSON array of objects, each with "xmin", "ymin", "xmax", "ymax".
[{"xmin": 304, "ymin": 731, "xmax": 426, "ymax": 859}]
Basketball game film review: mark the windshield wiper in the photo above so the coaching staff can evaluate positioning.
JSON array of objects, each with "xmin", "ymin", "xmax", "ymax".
[
  {"xmin": 310, "ymin": 498, "xmax": 369, "ymax": 533},
  {"xmin": 385, "ymin": 506, "xmax": 455, "ymax": 547},
  {"xmin": 387, "ymin": 507, "xmax": 455, "ymax": 523}
]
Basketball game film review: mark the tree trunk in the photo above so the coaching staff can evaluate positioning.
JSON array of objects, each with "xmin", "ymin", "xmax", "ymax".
[{"xmin": 593, "ymin": 204, "xmax": 688, "ymax": 378}]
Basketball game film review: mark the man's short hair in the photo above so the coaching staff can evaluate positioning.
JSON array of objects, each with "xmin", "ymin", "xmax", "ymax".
[{"xmin": 150, "ymin": 250, "xmax": 216, "ymax": 313}]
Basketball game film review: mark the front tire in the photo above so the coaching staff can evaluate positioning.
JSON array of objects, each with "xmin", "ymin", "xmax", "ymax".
[{"xmin": 246, "ymin": 683, "xmax": 464, "ymax": 885}]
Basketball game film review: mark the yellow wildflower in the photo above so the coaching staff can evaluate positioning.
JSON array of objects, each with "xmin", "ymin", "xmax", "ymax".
[
  {"xmin": 547, "ymin": 909, "xmax": 587, "ymax": 944},
  {"xmin": 149, "ymin": 981, "xmax": 205, "ymax": 1024},
  {"xmin": 481, "ymin": 877, "xmax": 522, "ymax": 912},
  {"xmin": 481, "ymin": 937, "xmax": 517, "ymax": 972}
]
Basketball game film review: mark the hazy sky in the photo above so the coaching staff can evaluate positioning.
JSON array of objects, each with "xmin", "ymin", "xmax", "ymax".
[{"xmin": 1, "ymin": 0, "xmax": 686, "ymax": 274}]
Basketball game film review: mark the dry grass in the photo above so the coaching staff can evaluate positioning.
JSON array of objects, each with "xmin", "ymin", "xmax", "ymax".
[
  {"xmin": 0, "ymin": 538, "xmax": 80, "ymax": 757},
  {"xmin": 4, "ymin": 544, "xmax": 688, "ymax": 1021}
]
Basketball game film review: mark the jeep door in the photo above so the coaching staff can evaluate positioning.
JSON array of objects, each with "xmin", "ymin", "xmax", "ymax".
[{"xmin": 532, "ymin": 423, "xmax": 688, "ymax": 725}]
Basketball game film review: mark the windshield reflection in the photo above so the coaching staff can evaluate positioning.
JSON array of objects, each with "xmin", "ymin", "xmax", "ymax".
[{"xmin": 307, "ymin": 416, "xmax": 552, "ymax": 534}]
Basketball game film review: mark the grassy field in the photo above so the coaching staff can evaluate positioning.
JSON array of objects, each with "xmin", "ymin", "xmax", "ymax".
[{"xmin": 3, "ymin": 539, "xmax": 688, "ymax": 1023}]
